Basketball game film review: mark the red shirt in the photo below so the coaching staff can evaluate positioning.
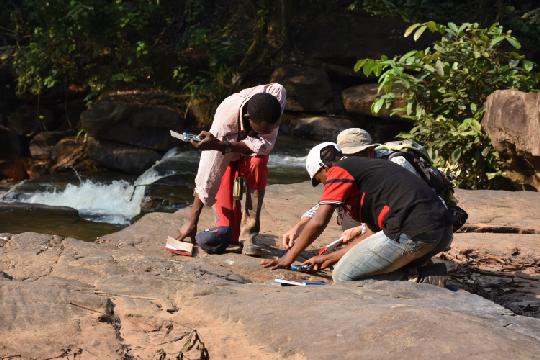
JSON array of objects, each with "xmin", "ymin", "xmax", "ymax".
[{"xmin": 319, "ymin": 166, "xmax": 361, "ymax": 222}]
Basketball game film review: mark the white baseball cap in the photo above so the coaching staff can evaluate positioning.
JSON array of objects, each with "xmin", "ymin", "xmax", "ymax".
[
  {"xmin": 305, "ymin": 142, "xmax": 341, "ymax": 186},
  {"xmin": 336, "ymin": 128, "xmax": 377, "ymax": 155}
]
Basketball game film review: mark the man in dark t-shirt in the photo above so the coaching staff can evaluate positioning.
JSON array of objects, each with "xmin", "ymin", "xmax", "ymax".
[{"xmin": 261, "ymin": 143, "xmax": 453, "ymax": 282}]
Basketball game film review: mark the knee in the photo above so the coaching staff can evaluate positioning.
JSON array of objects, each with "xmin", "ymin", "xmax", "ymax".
[{"xmin": 332, "ymin": 263, "xmax": 353, "ymax": 282}]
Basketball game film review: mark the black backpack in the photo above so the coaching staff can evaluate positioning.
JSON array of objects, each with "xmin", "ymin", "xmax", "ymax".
[{"xmin": 376, "ymin": 140, "xmax": 468, "ymax": 232}]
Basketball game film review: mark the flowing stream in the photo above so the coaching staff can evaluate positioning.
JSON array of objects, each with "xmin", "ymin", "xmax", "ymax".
[{"xmin": 0, "ymin": 136, "xmax": 315, "ymax": 240}]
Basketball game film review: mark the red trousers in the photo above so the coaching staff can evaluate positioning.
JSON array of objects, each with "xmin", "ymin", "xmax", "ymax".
[{"xmin": 214, "ymin": 155, "xmax": 269, "ymax": 243}]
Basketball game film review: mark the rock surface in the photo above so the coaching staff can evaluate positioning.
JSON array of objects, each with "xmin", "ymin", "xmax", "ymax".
[
  {"xmin": 271, "ymin": 65, "xmax": 340, "ymax": 113},
  {"xmin": 291, "ymin": 116, "xmax": 356, "ymax": 141},
  {"xmin": 87, "ymin": 137, "xmax": 162, "ymax": 174},
  {"xmin": 80, "ymin": 91, "xmax": 186, "ymax": 152},
  {"xmin": 482, "ymin": 90, "xmax": 540, "ymax": 190},
  {"xmin": 1, "ymin": 182, "xmax": 540, "ymax": 359},
  {"xmin": 29, "ymin": 131, "xmax": 72, "ymax": 160}
]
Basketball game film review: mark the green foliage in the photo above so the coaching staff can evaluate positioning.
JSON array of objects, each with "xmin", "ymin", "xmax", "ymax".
[
  {"xmin": 7, "ymin": 0, "xmax": 161, "ymax": 96},
  {"xmin": 355, "ymin": 22, "xmax": 539, "ymax": 189},
  {"xmin": 1, "ymin": 0, "xmax": 256, "ymax": 111}
]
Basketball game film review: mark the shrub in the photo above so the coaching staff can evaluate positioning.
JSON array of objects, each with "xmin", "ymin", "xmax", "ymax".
[{"xmin": 355, "ymin": 21, "xmax": 539, "ymax": 189}]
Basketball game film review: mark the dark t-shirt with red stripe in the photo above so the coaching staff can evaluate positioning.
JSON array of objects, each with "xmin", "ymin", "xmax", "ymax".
[{"xmin": 320, "ymin": 157, "xmax": 451, "ymax": 240}]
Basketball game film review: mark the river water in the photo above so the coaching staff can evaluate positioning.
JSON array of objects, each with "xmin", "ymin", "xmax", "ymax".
[{"xmin": 0, "ymin": 136, "xmax": 317, "ymax": 240}]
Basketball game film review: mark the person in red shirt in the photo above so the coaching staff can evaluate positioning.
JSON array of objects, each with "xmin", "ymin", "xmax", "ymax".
[{"xmin": 262, "ymin": 143, "xmax": 453, "ymax": 282}]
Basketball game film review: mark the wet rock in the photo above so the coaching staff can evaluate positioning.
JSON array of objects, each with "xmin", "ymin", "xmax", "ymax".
[
  {"xmin": 29, "ymin": 130, "xmax": 72, "ymax": 160},
  {"xmin": 87, "ymin": 137, "xmax": 161, "ymax": 174},
  {"xmin": 80, "ymin": 91, "xmax": 186, "ymax": 151},
  {"xmin": 271, "ymin": 65, "xmax": 340, "ymax": 112},
  {"xmin": 292, "ymin": 115, "xmax": 355, "ymax": 141},
  {"xmin": 482, "ymin": 90, "xmax": 540, "ymax": 190},
  {"xmin": 50, "ymin": 136, "xmax": 94, "ymax": 173}
]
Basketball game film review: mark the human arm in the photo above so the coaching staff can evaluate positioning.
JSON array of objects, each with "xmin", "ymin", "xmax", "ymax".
[
  {"xmin": 261, "ymin": 204, "xmax": 336, "ymax": 269},
  {"xmin": 175, "ymin": 194, "xmax": 205, "ymax": 242},
  {"xmin": 191, "ymin": 131, "xmax": 253, "ymax": 155},
  {"xmin": 282, "ymin": 216, "xmax": 311, "ymax": 249},
  {"xmin": 282, "ymin": 204, "xmax": 319, "ymax": 249},
  {"xmin": 303, "ymin": 228, "xmax": 374, "ymax": 270}
]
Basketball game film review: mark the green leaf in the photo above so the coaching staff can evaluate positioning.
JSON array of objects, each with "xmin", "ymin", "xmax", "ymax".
[
  {"xmin": 413, "ymin": 25, "xmax": 427, "ymax": 42},
  {"xmin": 354, "ymin": 59, "xmax": 367, "ymax": 72},
  {"xmin": 506, "ymin": 37, "xmax": 521, "ymax": 49},
  {"xmin": 522, "ymin": 60, "xmax": 534, "ymax": 72},
  {"xmin": 363, "ymin": 60, "xmax": 374, "ymax": 76},
  {"xmin": 404, "ymin": 23, "xmax": 421, "ymax": 38},
  {"xmin": 425, "ymin": 21, "xmax": 438, "ymax": 32},
  {"xmin": 372, "ymin": 97, "xmax": 385, "ymax": 114},
  {"xmin": 470, "ymin": 103, "xmax": 477, "ymax": 112},
  {"xmin": 490, "ymin": 36, "xmax": 505, "ymax": 47}
]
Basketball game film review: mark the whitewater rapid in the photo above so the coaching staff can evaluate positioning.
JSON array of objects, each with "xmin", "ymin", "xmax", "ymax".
[{"xmin": 12, "ymin": 149, "xmax": 306, "ymax": 225}]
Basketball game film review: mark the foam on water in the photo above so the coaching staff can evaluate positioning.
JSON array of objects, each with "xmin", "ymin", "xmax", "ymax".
[
  {"xmin": 268, "ymin": 154, "xmax": 306, "ymax": 168},
  {"xmin": 22, "ymin": 169, "xmax": 166, "ymax": 224},
  {"xmin": 13, "ymin": 148, "xmax": 307, "ymax": 225}
]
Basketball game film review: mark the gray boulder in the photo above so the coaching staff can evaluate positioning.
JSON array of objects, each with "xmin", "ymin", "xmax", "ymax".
[
  {"xmin": 80, "ymin": 92, "xmax": 186, "ymax": 151},
  {"xmin": 271, "ymin": 65, "xmax": 340, "ymax": 112},
  {"xmin": 292, "ymin": 115, "xmax": 355, "ymax": 141},
  {"xmin": 87, "ymin": 137, "xmax": 161, "ymax": 174},
  {"xmin": 342, "ymin": 83, "xmax": 404, "ymax": 118}
]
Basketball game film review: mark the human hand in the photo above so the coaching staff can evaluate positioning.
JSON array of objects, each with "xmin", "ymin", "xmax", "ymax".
[
  {"xmin": 175, "ymin": 221, "xmax": 197, "ymax": 243},
  {"xmin": 282, "ymin": 227, "xmax": 299, "ymax": 250},
  {"xmin": 303, "ymin": 255, "xmax": 336, "ymax": 271},
  {"xmin": 192, "ymin": 131, "xmax": 219, "ymax": 150},
  {"xmin": 260, "ymin": 256, "xmax": 293, "ymax": 270},
  {"xmin": 341, "ymin": 226, "xmax": 363, "ymax": 244}
]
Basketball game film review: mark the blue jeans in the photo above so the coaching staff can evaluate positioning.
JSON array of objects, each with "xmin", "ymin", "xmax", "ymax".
[{"xmin": 332, "ymin": 227, "xmax": 453, "ymax": 282}]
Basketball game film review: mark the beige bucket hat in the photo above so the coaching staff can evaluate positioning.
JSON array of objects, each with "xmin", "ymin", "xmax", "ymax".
[{"xmin": 336, "ymin": 128, "xmax": 378, "ymax": 155}]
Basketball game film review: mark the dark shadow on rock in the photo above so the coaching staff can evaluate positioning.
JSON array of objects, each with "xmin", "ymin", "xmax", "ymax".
[{"xmin": 437, "ymin": 254, "xmax": 539, "ymax": 318}]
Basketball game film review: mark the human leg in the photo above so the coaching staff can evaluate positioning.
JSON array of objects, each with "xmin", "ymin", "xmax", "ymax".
[
  {"xmin": 332, "ymin": 231, "xmax": 437, "ymax": 282},
  {"xmin": 239, "ymin": 155, "xmax": 268, "ymax": 256},
  {"xmin": 214, "ymin": 160, "xmax": 242, "ymax": 243}
]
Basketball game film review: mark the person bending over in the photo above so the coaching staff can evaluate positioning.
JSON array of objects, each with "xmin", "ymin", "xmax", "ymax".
[
  {"xmin": 262, "ymin": 143, "xmax": 453, "ymax": 282},
  {"xmin": 282, "ymin": 128, "xmax": 420, "ymax": 250},
  {"xmin": 176, "ymin": 83, "xmax": 286, "ymax": 257}
]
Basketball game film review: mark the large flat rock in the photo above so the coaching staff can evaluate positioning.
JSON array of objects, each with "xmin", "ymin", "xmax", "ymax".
[
  {"xmin": 1, "ymin": 182, "xmax": 540, "ymax": 359},
  {"xmin": 455, "ymin": 189, "xmax": 540, "ymax": 233},
  {"xmin": 186, "ymin": 282, "xmax": 540, "ymax": 360}
]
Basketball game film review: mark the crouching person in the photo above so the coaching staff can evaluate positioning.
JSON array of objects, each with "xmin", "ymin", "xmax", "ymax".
[{"xmin": 261, "ymin": 143, "xmax": 453, "ymax": 282}]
